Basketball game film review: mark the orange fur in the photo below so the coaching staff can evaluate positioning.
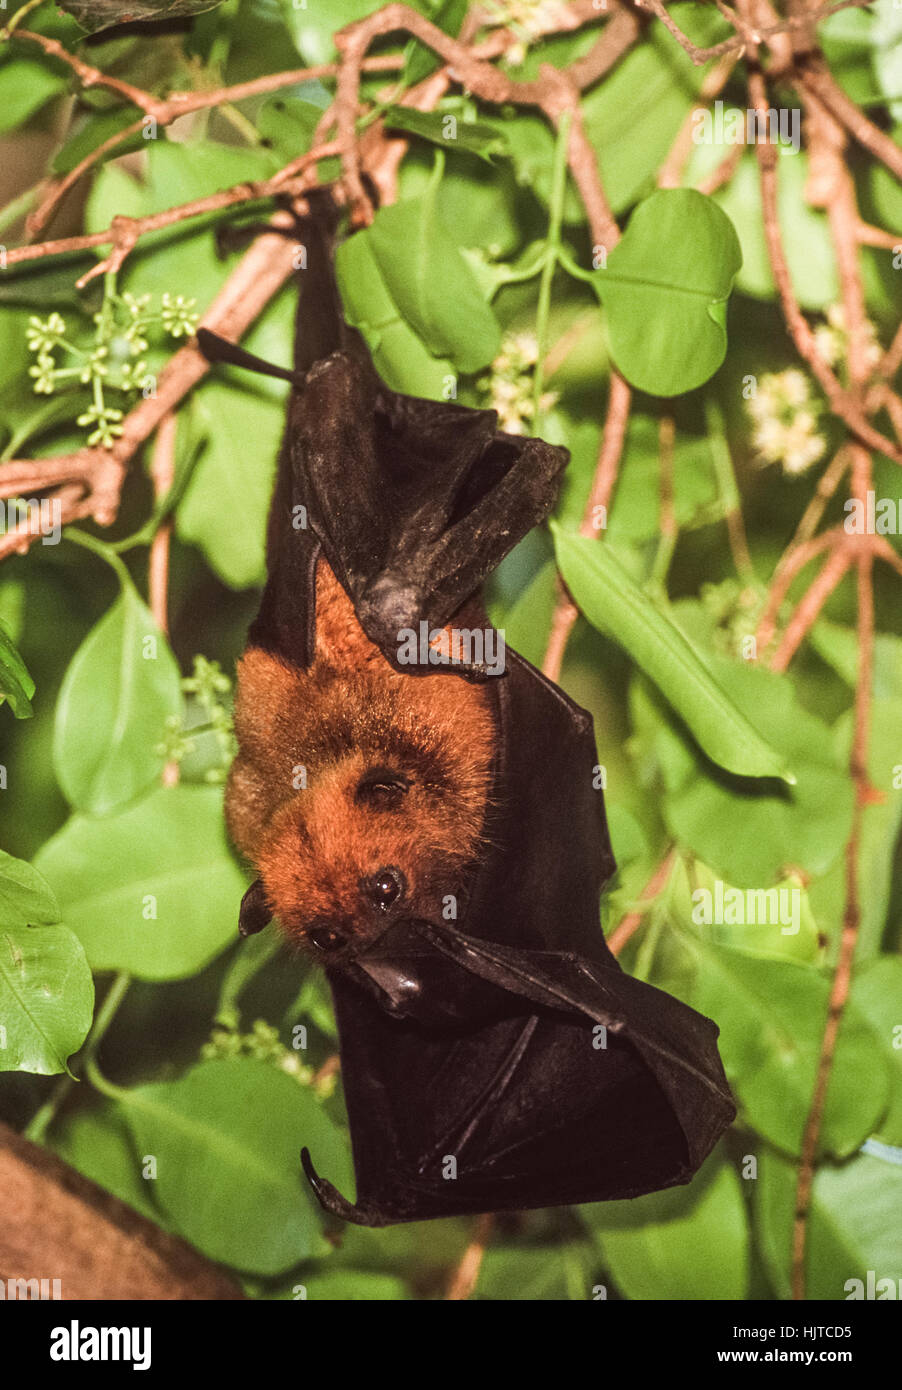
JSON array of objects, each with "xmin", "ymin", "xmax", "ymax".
[{"xmin": 227, "ymin": 559, "xmax": 495, "ymax": 955}]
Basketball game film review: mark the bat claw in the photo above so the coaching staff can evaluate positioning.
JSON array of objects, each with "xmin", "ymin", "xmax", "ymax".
[{"xmin": 300, "ymin": 1147, "xmax": 383, "ymax": 1226}]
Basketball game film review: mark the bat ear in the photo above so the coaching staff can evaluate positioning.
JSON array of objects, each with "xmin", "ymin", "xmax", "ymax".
[{"xmin": 238, "ymin": 879, "xmax": 271, "ymax": 938}]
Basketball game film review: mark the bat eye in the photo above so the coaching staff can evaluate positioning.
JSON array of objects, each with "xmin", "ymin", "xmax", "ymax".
[
  {"xmin": 355, "ymin": 766, "xmax": 410, "ymax": 809},
  {"xmin": 364, "ymin": 866, "xmax": 406, "ymax": 911},
  {"xmin": 308, "ymin": 921, "xmax": 346, "ymax": 953}
]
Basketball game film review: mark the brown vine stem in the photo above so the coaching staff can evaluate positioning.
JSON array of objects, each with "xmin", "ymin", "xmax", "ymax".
[
  {"xmin": 607, "ymin": 849, "xmax": 676, "ymax": 957},
  {"xmin": 331, "ymin": 2, "xmax": 635, "ymax": 225},
  {"xmin": 12, "ymin": 34, "xmax": 401, "ymax": 236},
  {"xmin": 797, "ymin": 57, "xmax": 902, "ymax": 184},
  {"xmin": 747, "ymin": 68, "xmax": 902, "ymax": 467},
  {"xmin": 5, "ymin": 141, "xmax": 341, "ymax": 285},
  {"xmin": 785, "ymin": 78, "xmax": 878, "ymax": 1298},
  {"xmin": 634, "ymin": 0, "xmax": 871, "ymax": 65},
  {"xmin": 150, "ymin": 413, "xmax": 180, "ymax": 789},
  {"xmin": 445, "ymin": 1212, "xmax": 494, "ymax": 1300},
  {"xmin": 148, "ymin": 413, "xmax": 176, "ymax": 638}
]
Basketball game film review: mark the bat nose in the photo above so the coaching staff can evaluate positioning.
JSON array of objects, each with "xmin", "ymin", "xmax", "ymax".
[{"xmin": 364, "ymin": 866, "xmax": 406, "ymax": 911}]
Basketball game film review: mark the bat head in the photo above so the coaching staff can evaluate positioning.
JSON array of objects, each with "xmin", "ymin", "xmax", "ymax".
[
  {"xmin": 250, "ymin": 744, "xmax": 489, "ymax": 960},
  {"xmin": 227, "ymin": 609, "xmax": 496, "ymax": 961}
]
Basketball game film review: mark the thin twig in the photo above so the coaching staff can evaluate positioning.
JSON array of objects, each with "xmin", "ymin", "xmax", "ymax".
[{"xmin": 445, "ymin": 1213, "xmax": 494, "ymax": 1300}]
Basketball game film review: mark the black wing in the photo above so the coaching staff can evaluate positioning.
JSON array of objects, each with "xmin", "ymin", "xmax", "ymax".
[
  {"xmin": 302, "ymin": 919, "xmax": 735, "ymax": 1226},
  {"xmin": 198, "ymin": 209, "xmax": 568, "ymax": 672}
]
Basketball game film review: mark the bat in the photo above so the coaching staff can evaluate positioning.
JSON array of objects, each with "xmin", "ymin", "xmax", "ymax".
[{"xmin": 198, "ymin": 202, "xmax": 735, "ymax": 1225}]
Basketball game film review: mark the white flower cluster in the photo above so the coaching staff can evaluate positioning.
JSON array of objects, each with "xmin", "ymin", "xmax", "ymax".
[
  {"xmin": 480, "ymin": 331, "xmax": 557, "ymax": 435},
  {"xmin": 746, "ymin": 368, "xmax": 826, "ymax": 477},
  {"xmin": 812, "ymin": 302, "xmax": 882, "ymax": 373},
  {"xmin": 485, "ymin": 0, "xmax": 571, "ymax": 63}
]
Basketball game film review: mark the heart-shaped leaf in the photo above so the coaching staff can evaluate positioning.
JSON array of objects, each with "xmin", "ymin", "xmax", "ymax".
[{"xmin": 592, "ymin": 189, "xmax": 742, "ymax": 396}]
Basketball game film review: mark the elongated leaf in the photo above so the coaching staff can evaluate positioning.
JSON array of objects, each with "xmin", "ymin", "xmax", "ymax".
[
  {"xmin": 34, "ymin": 785, "xmax": 245, "ymax": 981},
  {"xmin": 363, "ymin": 187, "xmax": 501, "ymax": 372},
  {"xmin": 0, "ymin": 924, "xmax": 93, "ymax": 1076},
  {"xmin": 592, "ymin": 189, "xmax": 741, "ymax": 396},
  {"xmin": 336, "ymin": 229, "xmax": 455, "ymax": 397},
  {"xmin": 117, "ymin": 1058, "xmax": 353, "ymax": 1274},
  {"xmin": 382, "ymin": 108, "xmax": 507, "ymax": 162},
  {"xmin": 551, "ymin": 525, "xmax": 791, "ymax": 782},
  {"xmin": 53, "ymin": 587, "xmax": 182, "ymax": 816}
]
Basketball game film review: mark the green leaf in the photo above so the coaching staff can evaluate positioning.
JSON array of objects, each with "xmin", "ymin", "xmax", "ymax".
[
  {"xmin": 872, "ymin": 1, "xmax": 902, "ymax": 121},
  {"xmin": 48, "ymin": 1103, "xmax": 161, "ymax": 1222},
  {"xmin": 52, "ymin": 107, "xmax": 147, "ymax": 176},
  {"xmin": 476, "ymin": 1240, "xmax": 597, "ymax": 1301},
  {"xmin": 582, "ymin": 5, "xmax": 733, "ymax": 214},
  {"xmin": 629, "ymin": 637, "xmax": 855, "ymax": 885},
  {"xmin": 176, "ymin": 383, "xmax": 283, "ymax": 589},
  {"xmin": 296, "ymin": 1270, "xmax": 410, "ymax": 1300},
  {"xmin": 0, "ymin": 923, "xmax": 93, "ymax": 1076},
  {"xmin": 404, "ymin": 0, "xmax": 467, "ymax": 85},
  {"xmin": 0, "ymin": 619, "xmax": 35, "ymax": 719},
  {"xmin": 34, "ymin": 785, "xmax": 246, "ymax": 981},
  {"xmin": 584, "ymin": 1152, "xmax": 749, "ymax": 1300},
  {"xmin": 0, "ymin": 848, "xmax": 60, "ymax": 928},
  {"xmin": 283, "ymin": 0, "xmax": 378, "ymax": 64},
  {"xmin": 53, "ymin": 587, "xmax": 183, "ymax": 816},
  {"xmin": 551, "ymin": 525, "xmax": 791, "ymax": 782},
  {"xmin": 0, "ymin": 60, "xmax": 67, "ymax": 134},
  {"xmin": 488, "ymin": 559, "xmax": 558, "ymax": 672},
  {"xmin": 606, "ymin": 415, "xmax": 720, "ymax": 542},
  {"xmin": 591, "ymin": 189, "xmax": 742, "ymax": 396},
  {"xmin": 756, "ymin": 1149, "xmax": 902, "ymax": 1300},
  {"xmin": 674, "ymin": 857, "xmax": 819, "ymax": 965},
  {"xmin": 336, "ymin": 229, "xmax": 455, "ymax": 396},
  {"xmin": 500, "ymin": 9, "xmax": 732, "ymax": 222},
  {"xmin": 850, "ymin": 957, "xmax": 902, "ymax": 1148},
  {"xmin": 116, "ymin": 1058, "xmax": 353, "ymax": 1274},
  {"xmin": 382, "ymin": 108, "xmax": 507, "ymax": 162},
  {"xmin": 679, "ymin": 943, "xmax": 889, "ymax": 1158},
  {"xmin": 257, "ymin": 95, "xmax": 322, "ymax": 165},
  {"xmin": 361, "ymin": 186, "xmax": 501, "ymax": 372}
]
